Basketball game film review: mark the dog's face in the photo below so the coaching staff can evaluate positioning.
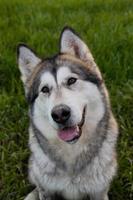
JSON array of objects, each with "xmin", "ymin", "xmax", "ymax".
[{"xmin": 18, "ymin": 27, "xmax": 105, "ymax": 144}]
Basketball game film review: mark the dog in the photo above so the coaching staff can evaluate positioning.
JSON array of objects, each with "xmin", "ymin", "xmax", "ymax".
[{"xmin": 17, "ymin": 27, "xmax": 118, "ymax": 200}]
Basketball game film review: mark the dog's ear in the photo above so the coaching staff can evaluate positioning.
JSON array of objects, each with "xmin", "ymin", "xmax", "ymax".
[
  {"xmin": 60, "ymin": 27, "xmax": 94, "ymax": 64},
  {"xmin": 17, "ymin": 44, "xmax": 41, "ymax": 84}
]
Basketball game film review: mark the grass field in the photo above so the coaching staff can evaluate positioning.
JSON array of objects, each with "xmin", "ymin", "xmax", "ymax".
[{"xmin": 0, "ymin": 0, "xmax": 133, "ymax": 199}]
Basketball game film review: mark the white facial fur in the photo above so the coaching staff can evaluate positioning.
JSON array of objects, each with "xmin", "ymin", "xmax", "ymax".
[{"xmin": 33, "ymin": 66, "xmax": 105, "ymax": 141}]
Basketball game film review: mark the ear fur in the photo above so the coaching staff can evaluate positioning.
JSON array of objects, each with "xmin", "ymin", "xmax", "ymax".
[
  {"xmin": 17, "ymin": 44, "xmax": 41, "ymax": 85},
  {"xmin": 60, "ymin": 27, "xmax": 94, "ymax": 64}
]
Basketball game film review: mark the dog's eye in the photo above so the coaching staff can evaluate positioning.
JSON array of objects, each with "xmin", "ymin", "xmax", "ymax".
[
  {"xmin": 67, "ymin": 77, "xmax": 77, "ymax": 86},
  {"xmin": 41, "ymin": 86, "xmax": 49, "ymax": 93}
]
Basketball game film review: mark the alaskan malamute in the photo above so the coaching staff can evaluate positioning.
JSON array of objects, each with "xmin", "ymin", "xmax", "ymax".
[{"xmin": 17, "ymin": 27, "xmax": 118, "ymax": 200}]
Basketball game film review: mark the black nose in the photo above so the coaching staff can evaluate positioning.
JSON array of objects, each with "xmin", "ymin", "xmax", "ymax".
[{"xmin": 51, "ymin": 104, "xmax": 71, "ymax": 124}]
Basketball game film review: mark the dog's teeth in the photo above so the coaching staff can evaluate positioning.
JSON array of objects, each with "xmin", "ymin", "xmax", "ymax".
[{"xmin": 76, "ymin": 126, "xmax": 79, "ymax": 132}]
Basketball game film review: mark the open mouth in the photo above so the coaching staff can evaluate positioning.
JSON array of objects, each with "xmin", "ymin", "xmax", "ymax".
[{"xmin": 58, "ymin": 107, "xmax": 86, "ymax": 144}]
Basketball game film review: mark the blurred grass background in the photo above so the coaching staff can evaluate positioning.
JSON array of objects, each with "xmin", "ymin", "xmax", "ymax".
[{"xmin": 0, "ymin": 0, "xmax": 133, "ymax": 199}]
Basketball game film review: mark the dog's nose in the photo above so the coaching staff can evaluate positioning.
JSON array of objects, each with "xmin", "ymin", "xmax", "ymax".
[{"xmin": 51, "ymin": 104, "xmax": 71, "ymax": 124}]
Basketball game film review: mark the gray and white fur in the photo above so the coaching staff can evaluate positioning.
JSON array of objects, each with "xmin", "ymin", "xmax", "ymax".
[{"xmin": 17, "ymin": 27, "xmax": 118, "ymax": 200}]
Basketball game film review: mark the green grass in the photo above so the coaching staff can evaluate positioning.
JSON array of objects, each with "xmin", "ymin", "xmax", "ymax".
[{"xmin": 0, "ymin": 0, "xmax": 133, "ymax": 199}]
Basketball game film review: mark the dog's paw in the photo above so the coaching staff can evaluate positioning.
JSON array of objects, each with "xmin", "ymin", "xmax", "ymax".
[
  {"xmin": 39, "ymin": 193, "xmax": 52, "ymax": 200},
  {"xmin": 24, "ymin": 188, "xmax": 39, "ymax": 200}
]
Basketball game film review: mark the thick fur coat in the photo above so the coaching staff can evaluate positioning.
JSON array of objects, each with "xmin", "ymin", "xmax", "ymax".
[{"xmin": 17, "ymin": 27, "xmax": 118, "ymax": 200}]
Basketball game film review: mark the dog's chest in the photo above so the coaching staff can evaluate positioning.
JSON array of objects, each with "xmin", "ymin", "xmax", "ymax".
[
  {"xmin": 32, "ymin": 160, "xmax": 85, "ymax": 199},
  {"xmin": 30, "ymin": 152, "xmax": 108, "ymax": 200},
  {"xmin": 29, "ymin": 131, "xmax": 115, "ymax": 199}
]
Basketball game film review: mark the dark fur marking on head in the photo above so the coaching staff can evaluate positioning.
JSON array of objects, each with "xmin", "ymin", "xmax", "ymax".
[
  {"xmin": 27, "ymin": 57, "xmax": 59, "ymax": 104},
  {"xmin": 70, "ymin": 64, "xmax": 102, "ymax": 86},
  {"xmin": 27, "ymin": 74, "xmax": 40, "ymax": 104},
  {"xmin": 56, "ymin": 56, "xmax": 103, "ymax": 87},
  {"xmin": 26, "ymin": 53, "xmax": 102, "ymax": 105}
]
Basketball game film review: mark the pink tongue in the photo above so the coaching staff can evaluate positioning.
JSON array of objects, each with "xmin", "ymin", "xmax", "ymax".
[{"xmin": 58, "ymin": 127, "xmax": 79, "ymax": 142}]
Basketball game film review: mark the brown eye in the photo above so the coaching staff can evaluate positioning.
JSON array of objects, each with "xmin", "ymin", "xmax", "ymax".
[
  {"xmin": 41, "ymin": 86, "xmax": 49, "ymax": 93},
  {"xmin": 67, "ymin": 77, "xmax": 77, "ymax": 86}
]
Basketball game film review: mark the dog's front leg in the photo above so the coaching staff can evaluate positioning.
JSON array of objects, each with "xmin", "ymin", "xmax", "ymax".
[
  {"xmin": 24, "ymin": 188, "xmax": 39, "ymax": 200},
  {"xmin": 38, "ymin": 188, "xmax": 52, "ymax": 200},
  {"xmin": 24, "ymin": 188, "xmax": 52, "ymax": 200},
  {"xmin": 90, "ymin": 195, "xmax": 109, "ymax": 200},
  {"xmin": 89, "ymin": 190, "xmax": 109, "ymax": 200}
]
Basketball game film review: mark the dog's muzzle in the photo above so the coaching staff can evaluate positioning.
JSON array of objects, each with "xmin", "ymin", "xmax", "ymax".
[
  {"xmin": 53, "ymin": 106, "xmax": 86, "ymax": 144},
  {"xmin": 51, "ymin": 104, "xmax": 71, "ymax": 124}
]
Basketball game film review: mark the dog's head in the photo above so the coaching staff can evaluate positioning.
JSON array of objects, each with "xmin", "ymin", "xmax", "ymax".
[{"xmin": 17, "ymin": 27, "xmax": 106, "ymax": 144}]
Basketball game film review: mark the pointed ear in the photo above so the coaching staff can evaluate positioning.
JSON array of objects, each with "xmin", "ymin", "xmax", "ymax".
[
  {"xmin": 60, "ymin": 27, "xmax": 94, "ymax": 64},
  {"xmin": 17, "ymin": 44, "xmax": 41, "ymax": 84}
]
